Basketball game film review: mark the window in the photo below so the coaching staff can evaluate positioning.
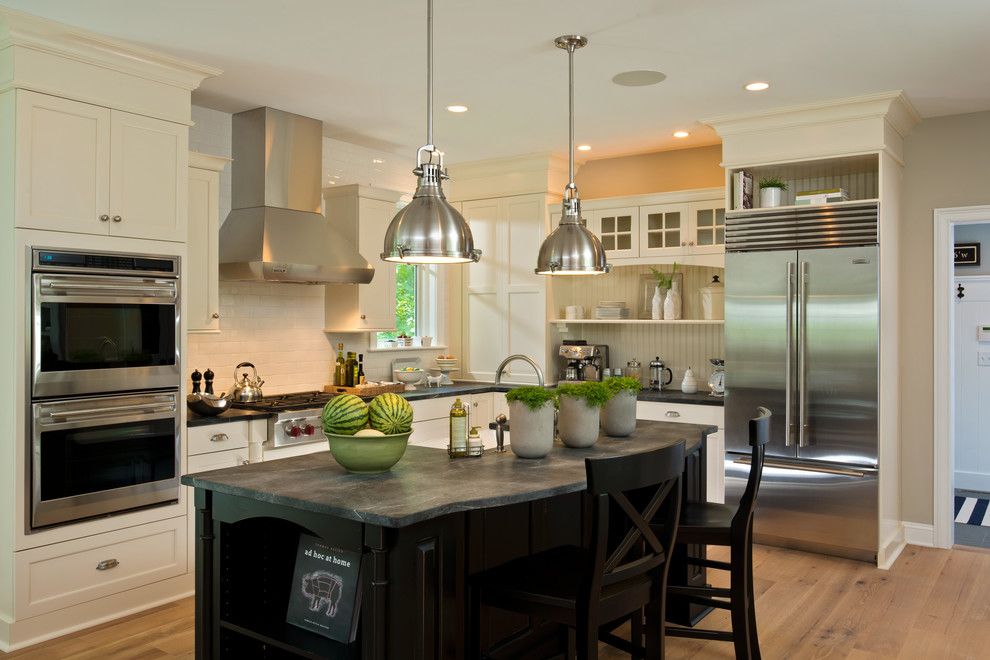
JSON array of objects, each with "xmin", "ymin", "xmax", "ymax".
[{"xmin": 375, "ymin": 264, "xmax": 442, "ymax": 346}]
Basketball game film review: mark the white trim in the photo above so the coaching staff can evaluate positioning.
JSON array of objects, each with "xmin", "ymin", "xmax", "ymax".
[
  {"xmin": 903, "ymin": 522, "xmax": 936, "ymax": 548},
  {"xmin": 877, "ymin": 524, "xmax": 906, "ymax": 570},
  {"xmin": 933, "ymin": 205, "xmax": 990, "ymax": 549}
]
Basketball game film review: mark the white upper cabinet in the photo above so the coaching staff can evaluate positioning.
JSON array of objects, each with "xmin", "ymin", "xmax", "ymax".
[
  {"xmin": 639, "ymin": 203, "xmax": 689, "ymax": 258},
  {"xmin": 15, "ymin": 91, "xmax": 111, "ymax": 234},
  {"xmin": 186, "ymin": 152, "xmax": 229, "ymax": 333},
  {"xmin": 323, "ymin": 185, "xmax": 404, "ymax": 332},
  {"xmin": 14, "ymin": 89, "xmax": 188, "ymax": 242},
  {"xmin": 586, "ymin": 206, "xmax": 639, "ymax": 260}
]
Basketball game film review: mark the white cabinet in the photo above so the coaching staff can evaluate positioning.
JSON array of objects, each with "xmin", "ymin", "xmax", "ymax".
[
  {"xmin": 186, "ymin": 153, "xmax": 229, "ymax": 333},
  {"xmin": 636, "ymin": 401, "xmax": 725, "ymax": 503},
  {"xmin": 639, "ymin": 203, "xmax": 689, "ymax": 258},
  {"xmin": 461, "ymin": 194, "xmax": 550, "ymax": 383},
  {"xmin": 14, "ymin": 89, "xmax": 188, "ymax": 241},
  {"xmin": 408, "ymin": 393, "xmax": 496, "ymax": 449},
  {"xmin": 323, "ymin": 185, "xmax": 404, "ymax": 332},
  {"xmin": 586, "ymin": 207, "xmax": 639, "ymax": 259}
]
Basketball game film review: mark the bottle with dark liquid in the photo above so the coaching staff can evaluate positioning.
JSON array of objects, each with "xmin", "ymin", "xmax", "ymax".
[
  {"xmin": 344, "ymin": 352, "xmax": 358, "ymax": 387},
  {"xmin": 357, "ymin": 354, "xmax": 365, "ymax": 385}
]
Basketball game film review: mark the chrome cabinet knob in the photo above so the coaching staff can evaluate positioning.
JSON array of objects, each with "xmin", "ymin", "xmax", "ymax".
[
  {"xmin": 212, "ymin": 312, "xmax": 220, "ymax": 319},
  {"xmin": 665, "ymin": 410, "xmax": 681, "ymax": 418},
  {"xmin": 112, "ymin": 215, "xmax": 122, "ymax": 223},
  {"xmin": 360, "ymin": 314, "xmax": 367, "ymax": 320},
  {"xmin": 210, "ymin": 433, "xmax": 229, "ymax": 443},
  {"xmin": 681, "ymin": 241, "xmax": 686, "ymax": 246},
  {"xmin": 99, "ymin": 214, "xmax": 110, "ymax": 222},
  {"xmin": 96, "ymin": 558, "xmax": 119, "ymax": 571}
]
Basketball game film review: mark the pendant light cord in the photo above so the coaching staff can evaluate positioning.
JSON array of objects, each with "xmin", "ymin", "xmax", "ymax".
[
  {"xmin": 427, "ymin": 0, "xmax": 434, "ymax": 149},
  {"xmin": 567, "ymin": 42, "xmax": 575, "ymax": 192}
]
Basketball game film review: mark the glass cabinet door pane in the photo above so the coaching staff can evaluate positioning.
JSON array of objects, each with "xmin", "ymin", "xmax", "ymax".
[
  {"xmin": 698, "ymin": 209, "xmax": 713, "ymax": 226},
  {"xmin": 698, "ymin": 229, "xmax": 714, "ymax": 246},
  {"xmin": 602, "ymin": 217, "xmax": 615, "ymax": 233},
  {"xmin": 603, "ymin": 235, "xmax": 616, "ymax": 250},
  {"xmin": 665, "ymin": 212, "xmax": 680, "ymax": 229},
  {"xmin": 716, "ymin": 208, "xmax": 725, "ymax": 226},
  {"xmin": 716, "ymin": 227, "xmax": 725, "ymax": 244},
  {"xmin": 617, "ymin": 215, "xmax": 632, "ymax": 232},
  {"xmin": 667, "ymin": 230, "xmax": 680, "ymax": 247},
  {"xmin": 648, "ymin": 213, "xmax": 662, "ymax": 230},
  {"xmin": 648, "ymin": 233, "xmax": 663, "ymax": 249},
  {"xmin": 617, "ymin": 235, "xmax": 632, "ymax": 250}
]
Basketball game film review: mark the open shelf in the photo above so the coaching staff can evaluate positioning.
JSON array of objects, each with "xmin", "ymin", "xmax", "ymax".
[
  {"xmin": 550, "ymin": 319, "xmax": 724, "ymax": 325},
  {"xmin": 725, "ymin": 197, "xmax": 880, "ymax": 217},
  {"xmin": 730, "ymin": 153, "xmax": 879, "ymax": 211},
  {"xmin": 219, "ymin": 619, "xmax": 358, "ymax": 660}
]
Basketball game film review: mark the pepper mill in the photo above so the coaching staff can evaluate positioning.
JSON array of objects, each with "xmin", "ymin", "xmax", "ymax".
[
  {"xmin": 203, "ymin": 368, "xmax": 215, "ymax": 395},
  {"xmin": 190, "ymin": 369, "xmax": 202, "ymax": 394}
]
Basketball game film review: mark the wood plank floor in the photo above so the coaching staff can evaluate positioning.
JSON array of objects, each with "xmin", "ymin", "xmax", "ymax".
[{"xmin": 4, "ymin": 544, "xmax": 990, "ymax": 659}]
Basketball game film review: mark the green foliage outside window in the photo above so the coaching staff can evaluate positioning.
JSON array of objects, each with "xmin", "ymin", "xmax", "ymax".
[{"xmin": 378, "ymin": 264, "xmax": 416, "ymax": 341}]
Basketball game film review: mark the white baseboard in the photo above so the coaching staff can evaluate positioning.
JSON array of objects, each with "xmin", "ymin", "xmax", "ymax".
[
  {"xmin": 877, "ymin": 524, "xmax": 906, "ymax": 570},
  {"xmin": 903, "ymin": 521, "xmax": 935, "ymax": 547},
  {"xmin": 955, "ymin": 471, "xmax": 990, "ymax": 493}
]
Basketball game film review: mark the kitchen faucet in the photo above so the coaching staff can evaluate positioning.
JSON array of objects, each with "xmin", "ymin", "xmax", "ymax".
[{"xmin": 493, "ymin": 354, "xmax": 545, "ymax": 387}]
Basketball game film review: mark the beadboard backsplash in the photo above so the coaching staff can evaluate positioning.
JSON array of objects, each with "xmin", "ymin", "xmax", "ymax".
[{"xmin": 550, "ymin": 264, "xmax": 725, "ymax": 385}]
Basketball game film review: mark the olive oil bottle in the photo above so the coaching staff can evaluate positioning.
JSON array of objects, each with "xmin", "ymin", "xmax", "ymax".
[
  {"xmin": 334, "ymin": 343, "xmax": 347, "ymax": 386},
  {"xmin": 448, "ymin": 398, "xmax": 469, "ymax": 458},
  {"xmin": 344, "ymin": 352, "xmax": 358, "ymax": 387}
]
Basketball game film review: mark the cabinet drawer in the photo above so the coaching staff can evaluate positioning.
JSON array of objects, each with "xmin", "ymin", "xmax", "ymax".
[
  {"xmin": 188, "ymin": 447, "xmax": 250, "ymax": 473},
  {"xmin": 188, "ymin": 421, "xmax": 250, "ymax": 456},
  {"xmin": 16, "ymin": 517, "xmax": 187, "ymax": 618},
  {"xmin": 636, "ymin": 401, "xmax": 724, "ymax": 428},
  {"xmin": 410, "ymin": 396, "xmax": 457, "ymax": 421}
]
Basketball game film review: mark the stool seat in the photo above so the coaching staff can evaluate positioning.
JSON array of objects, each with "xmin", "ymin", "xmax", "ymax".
[{"xmin": 677, "ymin": 502, "xmax": 736, "ymax": 545}]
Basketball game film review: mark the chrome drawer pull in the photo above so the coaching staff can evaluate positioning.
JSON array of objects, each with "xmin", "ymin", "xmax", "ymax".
[
  {"xmin": 210, "ymin": 433, "xmax": 229, "ymax": 443},
  {"xmin": 665, "ymin": 410, "xmax": 681, "ymax": 418},
  {"xmin": 96, "ymin": 558, "xmax": 119, "ymax": 571}
]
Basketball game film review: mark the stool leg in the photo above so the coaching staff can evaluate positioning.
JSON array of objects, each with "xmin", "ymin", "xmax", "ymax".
[
  {"xmin": 645, "ymin": 598, "xmax": 663, "ymax": 660},
  {"xmin": 745, "ymin": 531, "xmax": 761, "ymax": 659},
  {"xmin": 729, "ymin": 546, "xmax": 752, "ymax": 659},
  {"xmin": 630, "ymin": 610, "xmax": 643, "ymax": 659},
  {"xmin": 575, "ymin": 621, "xmax": 599, "ymax": 660},
  {"xmin": 467, "ymin": 583, "xmax": 481, "ymax": 660}
]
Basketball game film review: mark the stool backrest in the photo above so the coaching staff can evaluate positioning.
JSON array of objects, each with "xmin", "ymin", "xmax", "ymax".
[
  {"xmin": 584, "ymin": 441, "xmax": 685, "ymax": 598},
  {"xmin": 732, "ymin": 406, "xmax": 772, "ymax": 536}
]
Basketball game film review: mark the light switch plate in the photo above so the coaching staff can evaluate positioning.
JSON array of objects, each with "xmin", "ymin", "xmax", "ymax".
[
  {"xmin": 979, "ymin": 351, "xmax": 990, "ymax": 366},
  {"xmin": 979, "ymin": 324, "xmax": 990, "ymax": 342}
]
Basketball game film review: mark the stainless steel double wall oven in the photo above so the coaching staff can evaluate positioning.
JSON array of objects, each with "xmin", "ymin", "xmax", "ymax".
[{"xmin": 29, "ymin": 248, "xmax": 181, "ymax": 529}]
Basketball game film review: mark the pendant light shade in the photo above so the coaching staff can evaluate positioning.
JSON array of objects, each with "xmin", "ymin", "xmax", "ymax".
[
  {"xmin": 535, "ymin": 35, "xmax": 610, "ymax": 276},
  {"xmin": 381, "ymin": 0, "xmax": 480, "ymax": 265}
]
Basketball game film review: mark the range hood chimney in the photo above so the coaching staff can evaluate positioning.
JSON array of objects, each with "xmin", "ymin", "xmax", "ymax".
[{"xmin": 219, "ymin": 107, "xmax": 374, "ymax": 284}]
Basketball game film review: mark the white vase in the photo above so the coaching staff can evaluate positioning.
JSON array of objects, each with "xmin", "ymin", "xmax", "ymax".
[
  {"xmin": 507, "ymin": 400, "xmax": 554, "ymax": 459},
  {"xmin": 557, "ymin": 395, "xmax": 600, "ymax": 448},
  {"xmin": 663, "ymin": 281, "xmax": 682, "ymax": 321},
  {"xmin": 601, "ymin": 390, "xmax": 637, "ymax": 437},
  {"xmin": 760, "ymin": 187, "xmax": 783, "ymax": 208},
  {"xmin": 651, "ymin": 285, "xmax": 662, "ymax": 320}
]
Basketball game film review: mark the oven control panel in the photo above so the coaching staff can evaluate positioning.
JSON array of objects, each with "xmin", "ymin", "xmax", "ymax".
[{"xmin": 268, "ymin": 413, "xmax": 327, "ymax": 448}]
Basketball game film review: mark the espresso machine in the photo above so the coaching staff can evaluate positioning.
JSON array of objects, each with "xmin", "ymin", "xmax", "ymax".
[{"xmin": 558, "ymin": 341, "xmax": 609, "ymax": 381}]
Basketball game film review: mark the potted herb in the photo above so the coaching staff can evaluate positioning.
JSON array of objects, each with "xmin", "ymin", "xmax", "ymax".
[
  {"xmin": 557, "ymin": 382, "xmax": 609, "ymax": 448},
  {"xmin": 759, "ymin": 177, "xmax": 788, "ymax": 208},
  {"xmin": 504, "ymin": 386, "xmax": 556, "ymax": 459},
  {"xmin": 650, "ymin": 263, "xmax": 681, "ymax": 321},
  {"xmin": 602, "ymin": 376, "xmax": 642, "ymax": 437}
]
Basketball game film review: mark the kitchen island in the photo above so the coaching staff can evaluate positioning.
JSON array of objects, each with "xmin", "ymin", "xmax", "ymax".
[{"xmin": 183, "ymin": 420, "xmax": 714, "ymax": 659}]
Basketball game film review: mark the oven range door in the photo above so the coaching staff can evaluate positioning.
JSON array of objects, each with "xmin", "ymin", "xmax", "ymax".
[
  {"xmin": 31, "ymin": 391, "xmax": 181, "ymax": 530},
  {"xmin": 32, "ymin": 273, "xmax": 180, "ymax": 398}
]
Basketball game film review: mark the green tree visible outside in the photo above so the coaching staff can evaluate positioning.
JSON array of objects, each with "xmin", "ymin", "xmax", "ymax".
[{"xmin": 378, "ymin": 264, "xmax": 416, "ymax": 341}]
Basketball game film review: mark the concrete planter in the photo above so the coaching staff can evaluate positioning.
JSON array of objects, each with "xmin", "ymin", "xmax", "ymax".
[
  {"xmin": 601, "ymin": 390, "xmax": 637, "ymax": 437},
  {"xmin": 558, "ymin": 394, "xmax": 600, "ymax": 448},
  {"xmin": 508, "ymin": 400, "xmax": 555, "ymax": 459}
]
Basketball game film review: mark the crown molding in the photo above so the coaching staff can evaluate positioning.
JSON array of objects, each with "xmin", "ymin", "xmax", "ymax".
[
  {"xmin": 188, "ymin": 151, "xmax": 231, "ymax": 172},
  {"xmin": 322, "ymin": 183, "xmax": 404, "ymax": 204}
]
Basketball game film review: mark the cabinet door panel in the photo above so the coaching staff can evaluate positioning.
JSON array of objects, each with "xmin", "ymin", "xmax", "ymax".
[
  {"xmin": 15, "ymin": 90, "xmax": 110, "ymax": 234},
  {"xmin": 462, "ymin": 200, "xmax": 503, "ymax": 380},
  {"xmin": 357, "ymin": 198, "xmax": 398, "ymax": 330},
  {"xmin": 109, "ymin": 111, "xmax": 187, "ymax": 241},
  {"xmin": 187, "ymin": 167, "xmax": 220, "ymax": 332},
  {"xmin": 589, "ymin": 206, "xmax": 639, "ymax": 260},
  {"xmin": 639, "ymin": 203, "xmax": 691, "ymax": 258},
  {"xmin": 689, "ymin": 201, "xmax": 726, "ymax": 255}
]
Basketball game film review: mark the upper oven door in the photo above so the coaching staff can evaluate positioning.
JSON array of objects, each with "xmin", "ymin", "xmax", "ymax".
[
  {"xmin": 32, "ymin": 391, "xmax": 181, "ymax": 529},
  {"xmin": 32, "ymin": 273, "xmax": 180, "ymax": 398}
]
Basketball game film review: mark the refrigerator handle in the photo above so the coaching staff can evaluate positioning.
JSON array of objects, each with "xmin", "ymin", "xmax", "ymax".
[
  {"xmin": 785, "ymin": 261, "xmax": 795, "ymax": 446},
  {"xmin": 798, "ymin": 260, "xmax": 809, "ymax": 447}
]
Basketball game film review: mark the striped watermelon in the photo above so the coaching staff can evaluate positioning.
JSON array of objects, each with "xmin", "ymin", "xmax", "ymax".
[
  {"xmin": 369, "ymin": 393, "xmax": 413, "ymax": 434},
  {"xmin": 322, "ymin": 394, "xmax": 369, "ymax": 436}
]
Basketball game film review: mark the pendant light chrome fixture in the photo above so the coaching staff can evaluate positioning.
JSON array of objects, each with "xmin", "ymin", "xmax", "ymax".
[
  {"xmin": 381, "ymin": 0, "xmax": 480, "ymax": 264},
  {"xmin": 535, "ymin": 36, "xmax": 610, "ymax": 276}
]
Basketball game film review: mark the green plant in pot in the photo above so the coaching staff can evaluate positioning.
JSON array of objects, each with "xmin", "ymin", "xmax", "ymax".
[
  {"xmin": 759, "ymin": 176, "xmax": 788, "ymax": 208},
  {"xmin": 557, "ymin": 381, "xmax": 609, "ymax": 448},
  {"xmin": 504, "ymin": 386, "xmax": 557, "ymax": 459},
  {"xmin": 602, "ymin": 376, "xmax": 642, "ymax": 437}
]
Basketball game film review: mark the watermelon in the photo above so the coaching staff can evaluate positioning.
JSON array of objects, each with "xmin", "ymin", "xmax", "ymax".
[
  {"xmin": 368, "ymin": 393, "xmax": 413, "ymax": 434},
  {"xmin": 322, "ymin": 394, "xmax": 369, "ymax": 435}
]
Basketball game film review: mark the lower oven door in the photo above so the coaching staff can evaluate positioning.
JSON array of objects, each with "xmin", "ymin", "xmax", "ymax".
[{"xmin": 32, "ymin": 391, "xmax": 180, "ymax": 529}]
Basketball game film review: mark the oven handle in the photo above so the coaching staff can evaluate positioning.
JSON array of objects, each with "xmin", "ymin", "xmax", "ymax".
[
  {"xmin": 48, "ymin": 403, "xmax": 176, "ymax": 420},
  {"xmin": 42, "ymin": 281, "xmax": 176, "ymax": 298}
]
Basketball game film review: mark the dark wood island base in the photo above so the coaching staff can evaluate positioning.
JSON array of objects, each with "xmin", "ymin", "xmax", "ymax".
[{"xmin": 184, "ymin": 420, "xmax": 715, "ymax": 659}]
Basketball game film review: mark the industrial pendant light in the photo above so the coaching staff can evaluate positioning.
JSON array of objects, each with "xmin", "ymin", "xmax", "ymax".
[
  {"xmin": 535, "ymin": 36, "xmax": 610, "ymax": 276},
  {"xmin": 381, "ymin": 0, "xmax": 480, "ymax": 264}
]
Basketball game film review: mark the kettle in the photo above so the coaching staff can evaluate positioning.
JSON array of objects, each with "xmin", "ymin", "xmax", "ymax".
[
  {"xmin": 231, "ymin": 362, "xmax": 265, "ymax": 402},
  {"xmin": 649, "ymin": 356, "xmax": 674, "ymax": 391}
]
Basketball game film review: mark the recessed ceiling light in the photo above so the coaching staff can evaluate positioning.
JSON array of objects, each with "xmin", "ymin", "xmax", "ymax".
[
  {"xmin": 446, "ymin": 104, "xmax": 468, "ymax": 113},
  {"xmin": 612, "ymin": 70, "xmax": 667, "ymax": 87},
  {"xmin": 577, "ymin": 144, "xmax": 592, "ymax": 152},
  {"xmin": 744, "ymin": 81, "xmax": 770, "ymax": 92},
  {"xmin": 372, "ymin": 158, "xmax": 384, "ymax": 164},
  {"xmin": 673, "ymin": 130, "xmax": 690, "ymax": 138}
]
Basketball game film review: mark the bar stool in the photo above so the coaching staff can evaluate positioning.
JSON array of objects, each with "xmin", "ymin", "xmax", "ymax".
[
  {"xmin": 466, "ymin": 441, "xmax": 686, "ymax": 660},
  {"xmin": 657, "ymin": 407, "xmax": 771, "ymax": 660}
]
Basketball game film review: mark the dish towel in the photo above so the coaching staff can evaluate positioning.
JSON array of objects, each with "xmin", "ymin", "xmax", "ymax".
[{"xmin": 954, "ymin": 496, "xmax": 990, "ymax": 526}]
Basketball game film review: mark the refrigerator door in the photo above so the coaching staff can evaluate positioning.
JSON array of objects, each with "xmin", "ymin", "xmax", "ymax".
[
  {"xmin": 725, "ymin": 250, "xmax": 797, "ymax": 458},
  {"xmin": 725, "ymin": 453, "xmax": 878, "ymax": 562},
  {"xmin": 795, "ymin": 246, "xmax": 878, "ymax": 466}
]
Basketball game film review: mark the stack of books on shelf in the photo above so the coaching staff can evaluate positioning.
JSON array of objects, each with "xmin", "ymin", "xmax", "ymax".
[
  {"xmin": 795, "ymin": 188, "xmax": 849, "ymax": 205},
  {"xmin": 594, "ymin": 301, "xmax": 631, "ymax": 319}
]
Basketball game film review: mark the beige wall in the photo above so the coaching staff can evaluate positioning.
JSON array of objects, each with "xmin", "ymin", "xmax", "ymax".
[
  {"xmin": 900, "ymin": 110, "xmax": 990, "ymax": 525},
  {"xmin": 575, "ymin": 144, "xmax": 724, "ymax": 198}
]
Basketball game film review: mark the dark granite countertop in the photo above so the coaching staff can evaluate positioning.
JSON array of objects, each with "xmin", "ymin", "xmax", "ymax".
[
  {"xmin": 186, "ymin": 382, "xmax": 721, "ymax": 427},
  {"xmin": 181, "ymin": 419, "xmax": 713, "ymax": 528}
]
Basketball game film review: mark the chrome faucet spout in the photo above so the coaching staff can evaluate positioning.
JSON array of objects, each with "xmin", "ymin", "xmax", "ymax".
[{"xmin": 494, "ymin": 354, "xmax": 545, "ymax": 387}]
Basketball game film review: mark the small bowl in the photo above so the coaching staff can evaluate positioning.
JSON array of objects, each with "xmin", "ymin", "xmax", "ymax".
[
  {"xmin": 326, "ymin": 431, "xmax": 411, "ymax": 473},
  {"xmin": 394, "ymin": 369, "xmax": 425, "ymax": 384},
  {"xmin": 186, "ymin": 393, "xmax": 231, "ymax": 417}
]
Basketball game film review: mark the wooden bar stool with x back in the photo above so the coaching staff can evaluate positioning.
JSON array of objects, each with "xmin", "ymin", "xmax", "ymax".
[
  {"xmin": 657, "ymin": 406, "xmax": 771, "ymax": 659},
  {"xmin": 467, "ymin": 441, "xmax": 686, "ymax": 660}
]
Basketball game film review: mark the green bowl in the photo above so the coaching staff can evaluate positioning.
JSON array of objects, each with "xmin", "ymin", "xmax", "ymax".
[{"xmin": 326, "ymin": 430, "xmax": 411, "ymax": 474}]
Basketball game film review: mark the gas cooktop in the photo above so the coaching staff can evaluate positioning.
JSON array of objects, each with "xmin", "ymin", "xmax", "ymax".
[{"xmin": 231, "ymin": 391, "xmax": 333, "ymax": 413}]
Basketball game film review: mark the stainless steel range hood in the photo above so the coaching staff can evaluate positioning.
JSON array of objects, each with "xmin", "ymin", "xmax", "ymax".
[{"xmin": 219, "ymin": 107, "xmax": 374, "ymax": 284}]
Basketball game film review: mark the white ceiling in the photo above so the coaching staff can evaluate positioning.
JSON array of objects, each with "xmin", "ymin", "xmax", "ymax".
[{"xmin": 4, "ymin": 0, "xmax": 990, "ymax": 162}]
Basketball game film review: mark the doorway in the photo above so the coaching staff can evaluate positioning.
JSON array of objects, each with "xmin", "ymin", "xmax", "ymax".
[{"xmin": 934, "ymin": 206, "xmax": 990, "ymax": 548}]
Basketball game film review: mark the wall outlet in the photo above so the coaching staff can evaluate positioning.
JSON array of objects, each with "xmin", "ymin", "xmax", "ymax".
[{"xmin": 979, "ymin": 351, "xmax": 990, "ymax": 366}]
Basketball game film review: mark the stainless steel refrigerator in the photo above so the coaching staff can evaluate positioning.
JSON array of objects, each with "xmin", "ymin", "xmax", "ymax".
[{"xmin": 724, "ymin": 202, "xmax": 879, "ymax": 562}]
